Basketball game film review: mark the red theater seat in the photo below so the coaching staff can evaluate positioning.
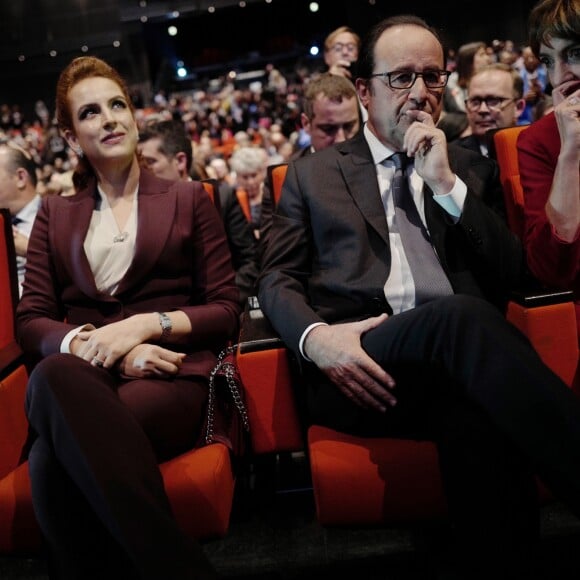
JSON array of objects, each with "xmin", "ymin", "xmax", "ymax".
[{"xmin": 238, "ymin": 162, "xmax": 579, "ymax": 529}]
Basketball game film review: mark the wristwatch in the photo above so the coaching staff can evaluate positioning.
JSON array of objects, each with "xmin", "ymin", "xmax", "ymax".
[{"xmin": 157, "ymin": 312, "xmax": 172, "ymax": 342}]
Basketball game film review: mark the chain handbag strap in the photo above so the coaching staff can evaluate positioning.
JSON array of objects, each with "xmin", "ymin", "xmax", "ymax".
[{"xmin": 205, "ymin": 343, "xmax": 250, "ymax": 446}]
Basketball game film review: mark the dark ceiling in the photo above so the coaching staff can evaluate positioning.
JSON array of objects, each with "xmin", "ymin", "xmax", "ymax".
[
  {"xmin": 0, "ymin": 1, "xmax": 262, "ymax": 89},
  {"xmin": 0, "ymin": 0, "xmax": 539, "ymax": 113}
]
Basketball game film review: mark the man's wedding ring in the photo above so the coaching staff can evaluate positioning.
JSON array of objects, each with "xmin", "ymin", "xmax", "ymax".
[{"xmin": 92, "ymin": 357, "xmax": 104, "ymax": 368}]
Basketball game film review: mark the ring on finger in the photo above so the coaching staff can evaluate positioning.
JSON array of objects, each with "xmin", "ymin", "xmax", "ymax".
[{"xmin": 92, "ymin": 357, "xmax": 105, "ymax": 368}]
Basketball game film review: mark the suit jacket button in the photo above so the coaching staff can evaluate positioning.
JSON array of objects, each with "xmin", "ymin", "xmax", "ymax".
[{"xmin": 370, "ymin": 297, "xmax": 384, "ymax": 315}]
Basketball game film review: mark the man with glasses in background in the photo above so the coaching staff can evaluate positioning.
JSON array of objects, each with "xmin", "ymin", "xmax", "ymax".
[
  {"xmin": 323, "ymin": 25, "xmax": 360, "ymax": 80},
  {"xmin": 457, "ymin": 63, "xmax": 526, "ymax": 156},
  {"xmin": 323, "ymin": 25, "xmax": 368, "ymax": 122},
  {"xmin": 259, "ymin": 14, "xmax": 580, "ymax": 579}
]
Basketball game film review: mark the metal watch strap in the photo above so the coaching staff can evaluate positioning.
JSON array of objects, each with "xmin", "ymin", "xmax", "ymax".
[{"xmin": 157, "ymin": 312, "xmax": 172, "ymax": 342}]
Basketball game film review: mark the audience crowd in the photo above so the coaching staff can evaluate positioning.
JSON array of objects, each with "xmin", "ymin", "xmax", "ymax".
[
  {"xmin": 0, "ymin": 34, "xmax": 552, "ymax": 212},
  {"xmin": 2, "ymin": 4, "xmax": 579, "ymax": 577}
]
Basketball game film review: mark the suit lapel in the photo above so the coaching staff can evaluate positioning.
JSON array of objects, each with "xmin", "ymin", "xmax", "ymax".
[
  {"xmin": 115, "ymin": 171, "xmax": 175, "ymax": 295},
  {"xmin": 335, "ymin": 135, "xmax": 389, "ymax": 245},
  {"xmin": 54, "ymin": 186, "xmax": 101, "ymax": 299}
]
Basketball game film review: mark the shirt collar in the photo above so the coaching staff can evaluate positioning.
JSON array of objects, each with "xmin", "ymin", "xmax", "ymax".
[
  {"xmin": 15, "ymin": 194, "xmax": 41, "ymax": 224},
  {"xmin": 363, "ymin": 123, "xmax": 396, "ymax": 165}
]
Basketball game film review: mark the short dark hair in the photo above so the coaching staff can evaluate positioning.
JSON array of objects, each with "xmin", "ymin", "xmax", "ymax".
[
  {"xmin": 139, "ymin": 119, "xmax": 193, "ymax": 172},
  {"xmin": 302, "ymin": 72, "xmax": 358, "ymax": 119},
  {"xmin": 356, "ymin": 15, "xmax": 445, "ymax": 80},
  {"xmin": 528, "ymin": 0, "xmax": 580, "ymax": 57}
]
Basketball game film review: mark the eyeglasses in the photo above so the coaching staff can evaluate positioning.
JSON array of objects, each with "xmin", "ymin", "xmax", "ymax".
[
  {"xmin": 370, "ymin": 70, "xmax": 451, "ymax": 90},
  {"xmin": 464, "ymin": 96, "xmax": 516, "ymax": 112},
  {"xmin": 330, "ymin": 42, "xmax": 357, "ymax": 53}
]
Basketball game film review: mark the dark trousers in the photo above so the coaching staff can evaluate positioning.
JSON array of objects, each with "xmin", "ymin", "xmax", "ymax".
[
  {"xmin": 305, "ymin": 295, "xmax": 580, "ymax": 578},
  {"xmin": 25, "ymin": 353, "xmax": 217, "ymax": 580}
]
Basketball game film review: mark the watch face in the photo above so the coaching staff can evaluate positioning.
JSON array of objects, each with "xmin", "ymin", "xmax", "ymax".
[{"xmin": 158, "ymin": 312, "xmax": 172, "ymax": 341}]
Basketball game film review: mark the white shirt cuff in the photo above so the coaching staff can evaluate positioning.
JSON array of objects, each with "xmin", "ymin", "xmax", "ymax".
[
  {"xmin": 432, "ymin": 175, "xmax": 466, "ymax": 221},
  {"xmin": 60, "ymin": 324, "xmax": 95, "ymax": 353},
  {"xmin": 299, "ymin": 322, "xmax": 329, "ymax": 361}
]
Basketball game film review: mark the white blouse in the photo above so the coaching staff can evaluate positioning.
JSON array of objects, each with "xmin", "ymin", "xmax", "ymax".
[{"xmin": 84, "ymin": 186, "xmax": 138, "ymax": 295}]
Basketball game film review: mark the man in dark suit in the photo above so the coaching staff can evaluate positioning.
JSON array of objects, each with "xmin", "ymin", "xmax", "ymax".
[
  {"xmin": 258, "ymin": 15, "xmax": 580, "ymax": 579},
  {"xmin": 259, "ymin": 72, "xmax": 361, "ymax": 259}
]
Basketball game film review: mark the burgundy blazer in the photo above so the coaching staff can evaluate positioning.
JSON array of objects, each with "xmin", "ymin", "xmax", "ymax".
[
  {"xmin": 16, "ymin": 169, "xmax": 241, "ymax": 378},
  {"xmin": 517, "ymin": 112, "xmax": 580, "ymax": 335}
]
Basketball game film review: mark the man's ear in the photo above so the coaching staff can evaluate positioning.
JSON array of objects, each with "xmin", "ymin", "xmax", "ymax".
[
  {"xmin": 15, "ymin": 167, "xmax": 30, "ymax": 189},
  {"xmin": 355, "ymin": 78, "xmax": 371, "ymax": 110},
  {"xmin": 175, "ymin": 152, "xmax": 189, "ymax": 177},
  {"xmin": 300, "ymin": 112, "xmax": 311, "ymax": 132},
  {"xmin": 514, "ymin": 98, "xmax": 526, "ymax": 120}
]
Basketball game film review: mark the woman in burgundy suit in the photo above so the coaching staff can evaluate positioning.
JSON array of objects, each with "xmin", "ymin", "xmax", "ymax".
[
  {"xmin": 517, "ymin": 0, "xmax": 580, "ymax": 342},
  {"xmin": 16, "ymin": 56, "xmax": 240, "ymax": 579}
]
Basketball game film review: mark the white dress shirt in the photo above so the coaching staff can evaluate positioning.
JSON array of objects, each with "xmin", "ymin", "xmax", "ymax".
[{"xmin": 13, "ymin": 194, "xmax": 41, "ymax": 297}]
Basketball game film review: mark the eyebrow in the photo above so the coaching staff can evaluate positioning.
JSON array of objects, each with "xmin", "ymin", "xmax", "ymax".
[{"xmin": 540, "ymin": 40, "xmax": 578, "ymax": 56}]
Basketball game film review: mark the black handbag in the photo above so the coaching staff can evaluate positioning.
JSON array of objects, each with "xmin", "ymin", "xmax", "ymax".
[{"xmin": 200, "ymin": 344, "xmax": 250, "ymax": 458}]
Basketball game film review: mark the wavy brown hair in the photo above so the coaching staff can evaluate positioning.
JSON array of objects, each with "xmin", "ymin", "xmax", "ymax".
[
  {"xmin": 55, "ymin": 56, "xmax": 135, "ymax": 191},
  {"xmin": 528, "ymin": 0, "xmax": 580, "ymax": 57}
]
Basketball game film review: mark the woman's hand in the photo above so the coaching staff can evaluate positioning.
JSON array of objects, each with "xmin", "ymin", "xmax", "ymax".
[
  {"xmin": 116, "ymin": 344, "xmax": 186, "ymax": 379},
  {"xmin": 72, "ymin": 314, "xmax": 158, "ymax": 368}
]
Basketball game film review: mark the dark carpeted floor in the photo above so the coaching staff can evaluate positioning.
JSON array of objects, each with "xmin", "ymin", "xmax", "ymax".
[{"xmin": 2, "ymin": 453, "xmax": 580, "ymax": 579}]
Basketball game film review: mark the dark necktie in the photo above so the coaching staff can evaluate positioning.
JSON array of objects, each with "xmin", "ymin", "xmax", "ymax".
[
  {"xmin": 11, "ymin": 216, "xmax": 22, "ymax": 226},
  {"xmin": 389, "ymin": 152, "xmax": 453, "ymax": 305}
]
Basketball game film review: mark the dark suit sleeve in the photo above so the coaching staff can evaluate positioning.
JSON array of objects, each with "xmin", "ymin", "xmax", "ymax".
[
  {"xmin": 448, "ymin": 143, "xmax": 507, "ymax": 222},
  {"xmin": 257, "ymin": 180, "xmax": 273, "ymax": 268},
  {"xmin": 444, "ymin": 148, "xmax": 528, "ymax": 304},
  {"xmin": 220, "ymin": 189, "xmax": 259, "ymax": 305},
  {"xmin": 258, "ymin": 161, "xmax": 324, "ymax": 355}
]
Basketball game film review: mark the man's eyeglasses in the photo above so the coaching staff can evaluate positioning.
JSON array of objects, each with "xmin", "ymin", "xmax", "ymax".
[
  {"xmin": 464, "ymin": 96, "xmax": 516, "ymax": 112},
  {"xmin": 370, "ymin": 70, "xmax": 451, "ymax": 90},
  {"xmin": 330, "ymin": 42, "xmax": 357, "ymax": 53}
]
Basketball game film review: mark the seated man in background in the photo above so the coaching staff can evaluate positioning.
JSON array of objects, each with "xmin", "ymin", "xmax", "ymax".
[
  {"xmin": 0, "ymin": 142, "xmax": 41, "ymax": 296},
  {"xmin": 259, "ymin": 14, "xmax": 580, "ymax": 579},
  {"xmin": 139, "ymin": 119, "xmax": 259, "ymax": 306},
  {"xmin": 295, "ymin": 73, "xmax": 362, "ymax": 158},
  {"xmin": 456, "ymin": 63, "xmax": 526, "ymax": 157},
  {"xmin": 259, "ymin": 72, "xmax": 362, "ymax": 256}
]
